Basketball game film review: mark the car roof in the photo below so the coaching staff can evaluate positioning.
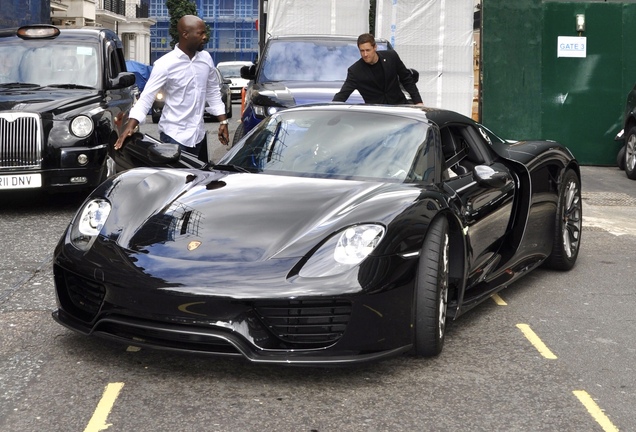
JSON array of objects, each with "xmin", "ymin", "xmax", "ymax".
[
  {"xmin": 284, "ymin": 102, "xmax": 452, "ymax": 124},
  {"xmin": 281, "ymin": 103, "xmax": 474, "ymax": 128}
]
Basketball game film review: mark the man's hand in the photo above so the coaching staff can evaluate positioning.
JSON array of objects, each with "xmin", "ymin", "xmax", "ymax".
[
  {"xmin": 114, "ymin": 119, "xmax": 140, "ymax": 151},
  {"xmin": 218, "ymin": 123, "xmax": 229, "ymax": 146}
]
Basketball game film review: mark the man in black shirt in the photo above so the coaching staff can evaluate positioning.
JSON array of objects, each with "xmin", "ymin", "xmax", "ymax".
[{"xmin": 333, "ymin": 33, "xmax": 423, "ymax": 105}]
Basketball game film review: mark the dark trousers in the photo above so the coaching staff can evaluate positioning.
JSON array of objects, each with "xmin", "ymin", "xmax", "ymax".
[{"xmin": 160, "ymin": 132, "xmax": 208, "ymax": 163}]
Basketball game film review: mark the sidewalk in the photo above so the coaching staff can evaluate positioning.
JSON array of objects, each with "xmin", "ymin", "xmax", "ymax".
[{"xmin": 581, "ymin": 166, "xmax": 636, "ymax": 236}]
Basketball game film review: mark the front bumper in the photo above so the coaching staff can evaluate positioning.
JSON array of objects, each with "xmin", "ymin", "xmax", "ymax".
[
  {"xmin": 52, "ymin": 308, "xmax": 412, "ymax": 365},
  {"xmin": 0, "ymin": 145, "xmax": 108, "ymax": 191},
  {"xmin": 52, "ymin": 242, "xmax": 418, "ymax": 365}
]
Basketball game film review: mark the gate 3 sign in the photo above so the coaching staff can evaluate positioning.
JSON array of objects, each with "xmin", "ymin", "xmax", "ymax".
[{"xmin": 557, "ymin": 36, "xmax": 587, "ymax": 58}]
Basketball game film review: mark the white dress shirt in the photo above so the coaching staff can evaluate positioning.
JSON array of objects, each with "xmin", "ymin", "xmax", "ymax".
[{"xmin": 129, "ymin": 45, "xmax": 226, "ymax": 148}]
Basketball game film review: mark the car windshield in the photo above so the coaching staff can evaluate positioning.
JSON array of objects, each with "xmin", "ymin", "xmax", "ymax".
[
  {"xmin": 219, "ymin": 109, "xmax": 435, "ymax": 183},
  {"xmin": 217, "ymin": 64, "xmax": 246, "ymax": 78},
  {"xmin": 0, "ymin": 41, "xmax": 99, "ymax": 88},
  {"xmin": 259, "ymin": 40, "xmax": 361, "ymax": 82}
]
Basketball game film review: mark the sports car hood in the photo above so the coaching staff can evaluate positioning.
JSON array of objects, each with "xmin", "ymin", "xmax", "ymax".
[
  {"xmin": 0, "ymin": 88, "xmax": 101, "ymax": 114},
  {"xmin": 101, "ymin": 169, "xmax": 420, "ymax": 263},
  {"xmin": 251, "ymin": 81, "xmax": 363, "ymax": 107}
]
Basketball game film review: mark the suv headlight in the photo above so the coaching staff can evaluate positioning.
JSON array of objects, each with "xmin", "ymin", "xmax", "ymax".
[
  {"xmin": 299, "ymin": 224, "xmax": 385, "ymax": 278},
  {"xmin": 70, "ymin": 115, "xmax": 94, "ymax": 138},
  {"xmin": 69, "ymin": 199, "xmax": 111, "ymax": 251},
  {"xmin": 253, "ymin": 104, "xmax": 281, "ymax": 119}
]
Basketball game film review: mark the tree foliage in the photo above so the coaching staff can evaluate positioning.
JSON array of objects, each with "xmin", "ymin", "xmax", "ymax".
[{"xmin": 166, "ymin": 0, "xmax": 197, "ymax": 49}]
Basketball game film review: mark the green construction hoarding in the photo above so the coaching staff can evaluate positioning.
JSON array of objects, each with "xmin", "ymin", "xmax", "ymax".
[{"xmin": 482, "ymin": 0, "xmax": 636, "ymax": 165}]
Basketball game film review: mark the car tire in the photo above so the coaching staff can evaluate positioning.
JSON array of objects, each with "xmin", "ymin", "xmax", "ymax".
[
  {"xmin": 543, "ymin": 169, "xmax": 582, "ymax": 270},
  {"xmin": 625, "ymin": 127, "xmax": 636, "ymax": 180},
  {"xmin": 617, "ymin": 144, "xmax": 626, "ymax": 171},
  {"xmin": 231, "ymin": 122, "xmax": 245, "ymax": 148},
  {"xmin": 414, "ymin": 217, "xmax": 449, "ymax": 358}
]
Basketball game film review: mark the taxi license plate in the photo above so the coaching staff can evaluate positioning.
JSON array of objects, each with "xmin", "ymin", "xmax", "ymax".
[{"xmin": 0, "ymin": 173, "xmax": 42, "ymax": 189}]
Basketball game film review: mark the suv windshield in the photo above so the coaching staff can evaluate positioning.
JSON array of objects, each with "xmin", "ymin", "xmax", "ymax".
[
  {"xmin": 0, "ymin": 41, "xmax": 99, "ymax": 88},
  {"xmin": 259, "ymin": 39, "xmax": 361, "ymax": 83}
]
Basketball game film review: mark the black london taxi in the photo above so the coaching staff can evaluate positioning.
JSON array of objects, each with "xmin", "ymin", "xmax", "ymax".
[{"xmin": 0, "ymin": 25, "xmax": 136, "ymax": 192}]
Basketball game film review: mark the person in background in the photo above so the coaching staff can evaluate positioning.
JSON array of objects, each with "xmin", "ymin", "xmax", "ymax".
[
  {"xmin": 333, "ymin": 33, "xmax": 423, "ymax": 106},
  {"xmin": 114, "ymin": 15, "xmax": 229, "ymax": 162}
]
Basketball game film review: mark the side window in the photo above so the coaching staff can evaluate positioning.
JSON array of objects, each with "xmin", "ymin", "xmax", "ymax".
[
  {"xmin": 110, "ymin": 50, "xmax": 122, "ymax": 77},
  {"xmin": 462, "ymin": 125, "xmax": 491, "ymax": 165},
  {"xmin": 105, "ymin": 41, "xmax": 126, "ymax": 79},
  {"xmin": 440, "ymin": 125, "xmax": 489, "ymax": 179}
]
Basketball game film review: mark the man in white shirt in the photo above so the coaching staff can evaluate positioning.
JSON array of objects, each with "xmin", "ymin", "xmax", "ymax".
[{"xmin": 114, "ymin": 15, "xmax": 229, "ymax": 162}]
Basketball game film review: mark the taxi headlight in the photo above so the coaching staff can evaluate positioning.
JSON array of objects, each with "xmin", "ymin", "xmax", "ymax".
[{"xmin": 71, "ymin": 115, "xmax": 94, "ymax": 138}]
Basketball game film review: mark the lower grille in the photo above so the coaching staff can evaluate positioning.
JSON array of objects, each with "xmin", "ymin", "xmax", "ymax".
[
  {"xmin": 0, "ymin": 112, "xmax": 42, "ymax": 169},
  {"xmin": 254, "ymin": 299, "xmax": 352, "ymax": 347},
  {"xmin": 61, "ymin": 271, "xmax": 106, "ymax": 322}
]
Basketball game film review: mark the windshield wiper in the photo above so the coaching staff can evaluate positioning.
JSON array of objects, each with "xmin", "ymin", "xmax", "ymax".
[
  {"xmin": 46, "ymin": 84, "xmax": 95, "ymax": 90},
  {"xmin": 212, "ymin": 163, "xmax": 252, "ymax": 173},
  {"xmin": 0, "ymin": 82, "xmax": 41, "ymax": 88}
]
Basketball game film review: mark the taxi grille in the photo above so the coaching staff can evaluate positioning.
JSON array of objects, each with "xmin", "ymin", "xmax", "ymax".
[
  {"xmin": 0, "ymin": 113, "xmax": 42, "ymax": 169},
  {"xmin": 254, "ymin": 299, "xmax": 351, "ymax": 347}
]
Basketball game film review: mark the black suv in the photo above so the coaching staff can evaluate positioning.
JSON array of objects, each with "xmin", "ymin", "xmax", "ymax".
[
  {"xmin": 0, "ymin": 25, "xmax": 135, "ymax": 192},
  {"xmin": 233, "ymin": 35, "xmax": 415, "ymax": 146},
  {"xmin": 233, "ymin": 35, "xmax": 377, "ymax": 145}
]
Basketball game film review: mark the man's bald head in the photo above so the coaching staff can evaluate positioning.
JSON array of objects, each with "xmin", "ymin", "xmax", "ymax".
[
  {"xmin": 177, "ymin": 15, "xmax": 203, "ymax": 35},
  {"xmin": 176, "ymin": 15, "xmax": 208, "ymax": 58}
]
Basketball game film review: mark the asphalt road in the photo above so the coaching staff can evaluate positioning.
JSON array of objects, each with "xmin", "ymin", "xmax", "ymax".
[{"xmin": 1, "ymin": 105, "xmax": 635, "ymax": 431}]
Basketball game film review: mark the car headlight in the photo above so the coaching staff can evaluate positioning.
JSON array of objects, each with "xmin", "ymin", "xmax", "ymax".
[
  {"xmin": 69, "ymin": 199, "xmax": 111, "ymax": 251},
  {"xmin": 299, "ymin": 224, "xmax": 385, "ymax": 278},
  {"xmin": 253, "ymin": 104, "xmax": 281, "ymax": 119},
  {"xmin": 70, "ymin": 115, "xmax": 94, "ymax": 138}
]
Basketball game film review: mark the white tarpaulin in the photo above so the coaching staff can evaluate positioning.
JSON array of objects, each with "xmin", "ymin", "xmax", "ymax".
[
  {"xmin": 375, "ymin": 0, "xmax": 474, "ymax": 116},
  {"xmin": 266, "ymin": 0, "xmax": 370, "ymax": 37}
]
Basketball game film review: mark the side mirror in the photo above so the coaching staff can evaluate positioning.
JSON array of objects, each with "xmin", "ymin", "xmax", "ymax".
[
  {"xmin": 123, "ymin": 132, "xmax": 181, "ymax": 165},
  {"xmin": 241, "ymin": 64, "xmax": 256, "ymax": 80},
  {"xmin": 109, "ymin": 72, "xmax": 136, "ymax": 90},
  {"xmin": 473, "ymin": 165, "xmax": 512, "ymax": 189}
]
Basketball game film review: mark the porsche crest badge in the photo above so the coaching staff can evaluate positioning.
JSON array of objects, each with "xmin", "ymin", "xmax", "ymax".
[{"xmin": 187, "ymin": 240, "xmax": 202, "ymax": 251}]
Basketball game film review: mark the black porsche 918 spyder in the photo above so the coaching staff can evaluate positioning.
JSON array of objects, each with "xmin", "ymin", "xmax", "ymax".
[{"xmin": 52, "ymin": 104, "xmax": 582, "ymax": 365}]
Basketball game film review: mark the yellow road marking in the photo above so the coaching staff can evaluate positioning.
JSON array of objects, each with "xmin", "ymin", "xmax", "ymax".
[
  {"xmin": 491, "ymin": 293, "xmax": 507, "ymax": 305},
  {"xmin": 573, "ymin": 390, "xmax": 619, "ymax": 432},
  {"xmin": 84, "ymin": 382, "xmax": 124, "ymax": 432},
  {"xmin": 516, "ymin": 324, "xmax": 557, "ymax": 359}
]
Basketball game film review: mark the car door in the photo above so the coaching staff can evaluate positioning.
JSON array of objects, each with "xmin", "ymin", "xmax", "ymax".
[
  {"xmin": 441, "ymin": 124, "xmax": 515, "ymax": 285},
  {"xmin": 114, "ymin": 133, "xmax": 206, "ymax": 172}
]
